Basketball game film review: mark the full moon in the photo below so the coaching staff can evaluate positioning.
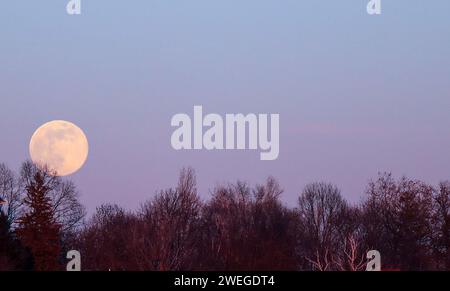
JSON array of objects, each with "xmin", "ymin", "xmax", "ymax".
[{"xmin": 29, "ymin": 120, "xmax": 89, "ymax": 176}]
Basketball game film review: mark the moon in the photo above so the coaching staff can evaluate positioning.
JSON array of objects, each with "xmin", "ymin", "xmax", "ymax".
[{"xmin": 29, "ymin": 120, "xmax": 89, "ymax": 176}]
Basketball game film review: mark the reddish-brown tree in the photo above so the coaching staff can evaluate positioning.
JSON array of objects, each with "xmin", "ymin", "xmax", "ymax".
[
  {"xmin": 17, "ymin": 170, "xmax": 61, "ymax": 271},
  {"xmin": 432, "ymin": 181, "xmax": 450, "ymax": 269},
  {"xmin": 361, "ymin": 173, "xmax": 434, "ymax": 270}
]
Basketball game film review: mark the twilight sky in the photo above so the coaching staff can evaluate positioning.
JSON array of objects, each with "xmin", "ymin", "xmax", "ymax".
[{"xmin": 1, "ymin": 0, "xmax": 450, "ymax": 213}]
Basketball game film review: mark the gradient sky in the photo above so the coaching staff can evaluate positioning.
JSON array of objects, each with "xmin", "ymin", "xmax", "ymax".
[{"xmin": 1, "ymin": 0, "xmax": 450, "ymax": 213}]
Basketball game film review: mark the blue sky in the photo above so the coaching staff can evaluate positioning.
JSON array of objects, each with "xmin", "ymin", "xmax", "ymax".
[{"xmin": 1, "ymin": 1, "xmax": 450, "ymax": 212}]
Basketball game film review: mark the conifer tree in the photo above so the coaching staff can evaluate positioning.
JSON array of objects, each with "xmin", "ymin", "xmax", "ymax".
[{"xmin": 17, "ymin": 170, "xmax": 61, "ymax": 271}]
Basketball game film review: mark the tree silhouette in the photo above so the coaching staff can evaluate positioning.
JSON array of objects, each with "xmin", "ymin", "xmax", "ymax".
[
  {"xmin": 3, "ymin": 159, "xmax": 450, "ymax": 271},
  {"xmin": 17, "ymin": 169, "xmax": 61, "ymax": 271},
  {"xmin": 432, "ymin": 181, "xmax": 450, "ymax": 269},
  {"xmin": 198, "ymin": 178, "xmax": 297, "ymax": 270},
  {"xmin": 0, "ymin": 163, "xmax": 22, "ymax": 226},
  {"xmin": 362, "ymin": 173, "xmax": 434, "ymax": 270},
  {"xmin": 297, "ymin": 182, "xmax": 350, "ymax": 270},
  {"xmin": 139, "ymin": 167, "xmax": 202, "ymax": 271}
]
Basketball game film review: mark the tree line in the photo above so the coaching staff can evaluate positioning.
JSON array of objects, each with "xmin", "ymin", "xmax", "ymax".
[{"xmin": 1, "ymin": 161, "xmax": 449, "ymax": 271}]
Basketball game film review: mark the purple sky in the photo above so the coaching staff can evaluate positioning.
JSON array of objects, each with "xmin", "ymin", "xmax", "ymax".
[{"xmin": 1, "ymin": 1, "xmax": 450, "ymax": 213}]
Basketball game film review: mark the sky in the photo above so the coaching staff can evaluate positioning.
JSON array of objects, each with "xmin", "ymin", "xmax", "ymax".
[{"xmin": 1, "ymin": 0, "xmax": 450, "ymax": 213}]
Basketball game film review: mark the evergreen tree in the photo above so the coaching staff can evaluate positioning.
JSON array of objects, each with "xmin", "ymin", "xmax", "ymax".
[{"xmin": 17, "ymin": 171, "xmax": 61, "ymax": 271}]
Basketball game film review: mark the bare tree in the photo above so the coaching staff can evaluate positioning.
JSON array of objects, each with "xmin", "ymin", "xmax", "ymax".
[
  {"xmin": 198, "ymin": 177, "xmax": 297, "ymax": 271},
  {"xmin": 333, "ymin": 234, "xmax": 366, "ymax": 271},
  {"xmin": 199, "ymin": 181, "xmax": 253, "ymax": 270},
  {"xmin": 139, "ymin": 167, "xmax": 202, "ymax": 271},
  {"xmin": 0, "ymin": 163, "xmax": 22, "ymax": 225},
  {"xmin": 432, "ymin": 181, "xmax": 450, "ymax": 269},
  {"xmin": 362, "ymin": 173, "xmax": 434, "ymax": 270},
  {"xmin": 77, "ymin": 204, "xmax": 138, "ymax": 270},
  {"xmin": 297, "ymin": 182, "xmax": 349, "ymax": 270},
  {"xmin": 306, "ymin": 249, "xmax": 331, "ymax": 271}
]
